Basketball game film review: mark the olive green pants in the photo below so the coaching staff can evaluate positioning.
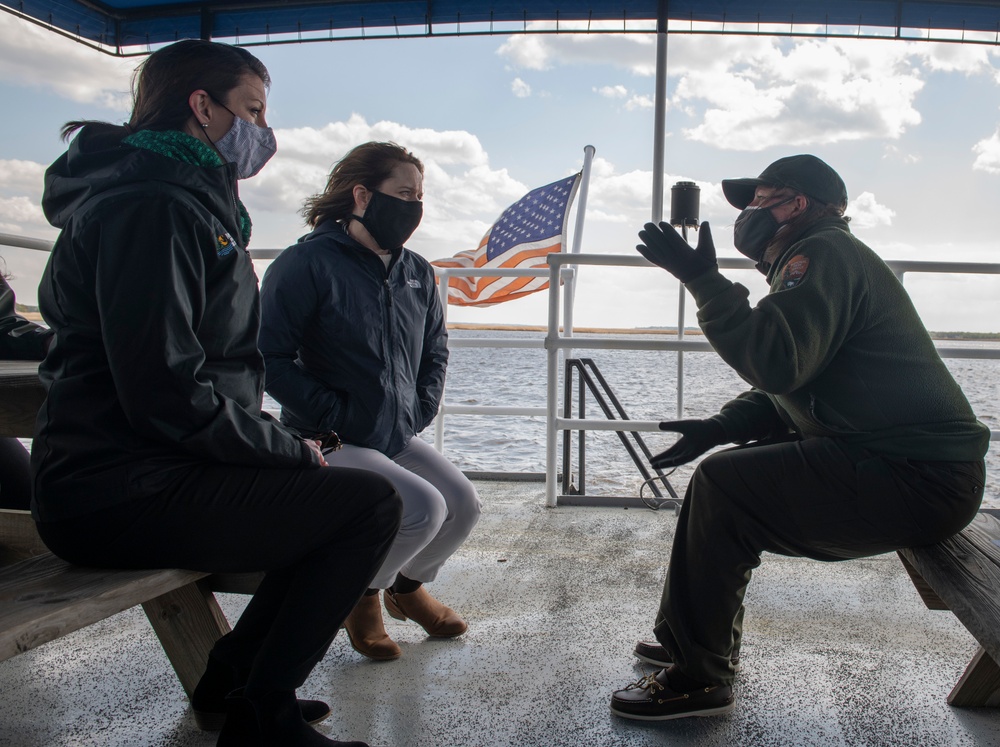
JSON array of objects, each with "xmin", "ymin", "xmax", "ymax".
[{"xmin": 653, "ymin": 437, "xmax": 985, "ymax": 686}]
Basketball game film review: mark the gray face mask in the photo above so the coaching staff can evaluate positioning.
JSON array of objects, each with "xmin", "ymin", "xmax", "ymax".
[{"xmin": 211, "ymin": 104, "xmax": 277, "ymax": 179}]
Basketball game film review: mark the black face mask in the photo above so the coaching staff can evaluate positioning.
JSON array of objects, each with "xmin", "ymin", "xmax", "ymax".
[
  {"xmin": 356, "ymin": 189, "xmax": 423, "ymax": 252},
  {"xmin": 732, "ymin": 196, "xmax": 796, "ymax": 263}
]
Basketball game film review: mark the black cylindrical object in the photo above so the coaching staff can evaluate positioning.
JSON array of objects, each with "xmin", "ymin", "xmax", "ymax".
[{"xmin": 670, "ymin": 181, "xmax": 700, "ymax": 228}]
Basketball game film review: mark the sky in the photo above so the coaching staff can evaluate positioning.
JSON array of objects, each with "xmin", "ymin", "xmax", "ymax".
[{"xmin": 1, "ymin": 13, "xmax": 1000, "ymax": 331}]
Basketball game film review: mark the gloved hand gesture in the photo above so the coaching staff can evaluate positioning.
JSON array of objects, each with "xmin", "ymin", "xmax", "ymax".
[
  {"xmin": 636, "ymin": 221, "xmax": 717, "ymax": 283},
  {"xmin": 649, "ymin": 419, "xmax": 727, "ymax": 469}
]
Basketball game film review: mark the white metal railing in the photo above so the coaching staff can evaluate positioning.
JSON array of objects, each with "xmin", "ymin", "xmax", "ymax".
[{"xmin": 3, "ymin": 231, "xmax": 998, "ymax": 508}]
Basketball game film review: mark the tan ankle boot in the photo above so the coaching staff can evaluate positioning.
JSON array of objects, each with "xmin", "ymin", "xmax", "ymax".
[
  {"xmin": 342, "ymin": 593, "xmax": 401, "ymax": 661},
  {"xmin": 384, "ymin": 586, "xmax": 467, "ymax": 638}
]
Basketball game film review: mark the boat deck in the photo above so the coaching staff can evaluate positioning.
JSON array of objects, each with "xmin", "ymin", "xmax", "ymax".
[{"xmin": 2, "ymin": 479, "xmax": 999, "ymax": 747}]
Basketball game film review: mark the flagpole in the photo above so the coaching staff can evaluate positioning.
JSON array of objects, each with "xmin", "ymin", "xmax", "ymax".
[{"xmin": 563, "ymin": 144, "xmax": 596, "ymax": 359}]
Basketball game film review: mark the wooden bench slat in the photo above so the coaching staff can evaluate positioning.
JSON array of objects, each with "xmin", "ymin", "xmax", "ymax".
[
  {"xmin": 0, "ymin": 553, "xmax": 208, "ymax": 662},
  {"xmin": 0, "ymin": 509, "xmax": 48, "ymax": 566},
  {"xmin": 898, "ymin": 513, "xmax": 1000, "ymax": 666}
]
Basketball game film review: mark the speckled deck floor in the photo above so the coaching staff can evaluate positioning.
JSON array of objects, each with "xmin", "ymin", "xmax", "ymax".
[{"xmin": 1, "ymin": 480, "xmax": 999, "ymax": 747}]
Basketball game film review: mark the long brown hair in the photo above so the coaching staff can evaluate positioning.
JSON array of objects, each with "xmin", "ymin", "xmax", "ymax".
[
  {"xmin": 301, "ymin": 142, "xmax": 424, "ymax": 228},
  {"xmin": 60, "ymin": 40, "xmax": 270, "ymax": 141}
]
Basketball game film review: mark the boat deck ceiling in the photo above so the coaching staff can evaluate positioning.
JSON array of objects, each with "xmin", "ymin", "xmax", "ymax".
[
  {"xmin": 2, "ymin": 480, "xmax": 999, "ymax": 747},
  {"xmin": 5, "ymin": 0, "xmax": 1000, "ymax": 53}
]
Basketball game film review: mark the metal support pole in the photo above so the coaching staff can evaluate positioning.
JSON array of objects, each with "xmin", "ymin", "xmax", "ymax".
[
  {"xmin": 434, "ymin": 269, "xmax": 450, "ymax": 453},
  {"xmin": 651, "ymin": 4, "xmax": 668, "ymax": 224},
  {"xmin": 545, "ymin": 260, "xmax": 562, "ymax": 508}
]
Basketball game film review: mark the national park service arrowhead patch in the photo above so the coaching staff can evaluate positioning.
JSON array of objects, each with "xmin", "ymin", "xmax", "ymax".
[
  {"xmin": 216, "ymin": 232, "xmax": 237, "ymax": 258},
  {"xmin": 781, "ymin": 255, "xmax": 810, "ymax": 289}
]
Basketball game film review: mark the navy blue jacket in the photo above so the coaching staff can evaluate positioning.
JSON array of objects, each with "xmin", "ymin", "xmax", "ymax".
[{"xmin": 259, "ymin": 220, "xmax": 448, "ymax": 457}]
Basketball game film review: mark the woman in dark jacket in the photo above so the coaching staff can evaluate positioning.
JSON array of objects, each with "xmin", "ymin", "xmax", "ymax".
[
  {"xmin": 259, "ymin": 142, "xmax": 481, "ymax": 661},
  {"xmin": 32, "ymin": 40, "xmax": 400, "ymax": 747}
]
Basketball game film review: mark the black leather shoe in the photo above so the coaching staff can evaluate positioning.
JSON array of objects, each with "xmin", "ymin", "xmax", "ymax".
[
  {"xmin": 191, "ymin": 653, "xmax": 331, "ymax": 731},
  {"xmin": 218, "ymin": 690, "xmax": 367, "ymax": 746},
  {"xmin": 633, "ymin": 640, "xmax": 741, "ymax": 672},
  {"xmin": 610, "ymin": 667, "xmax": 734, "ymax": 721}
]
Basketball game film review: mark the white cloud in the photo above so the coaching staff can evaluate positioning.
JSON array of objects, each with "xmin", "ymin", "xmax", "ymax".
[
  {"xmin": 0, "ymin": 14, "xmax": 133, "ymax": 109},
  {"xmin": 594, "ymin": 85, "xmax": 628, "ymax": 98},
  {"xmin": 241, "ymin": 114, "xmax": 528, "ymax": 255},
  {"xmin": 847, "ymin": 191, "xmax": 895, "ymax": 229},
  {"xmin": 498, "ymin": 33, "xmax": 995, "ymax": 151},
  {"xmin": 511, "ymin": 77, "xmax": 532, "ymax": 98},
  {"xmin": 625, "ymin": 95, "xmax": 654, "ymax": 111},
  {"xmin": 680, "ymin": 39, "xmax": 925, "ymax": 150},
  {"xmin": 0, "ymin": 160, "xmax": 47, "ymax": 196},
  {"xmin": 499, "ymin": 30, "xmax": 657, "ymax": 75},
  {"xmin": 0, "ymin": 159, "xmax": 53, "ymax": 238},
  {"xmin": 972, "ymin": 128, "xmax": 1000, "ymax": 174},
  {"xmin": 914, "ymin": 42, "xmax": 992, "ymax": 74},
  {"xmin": 882, "ymin": 144, "xmax": 920, "ymax": 164}
]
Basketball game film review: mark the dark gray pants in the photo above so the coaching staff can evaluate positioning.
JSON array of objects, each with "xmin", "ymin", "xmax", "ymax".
[{"xmin": 653, "ymin": 437, "xmax": 985, "ymax": 685}]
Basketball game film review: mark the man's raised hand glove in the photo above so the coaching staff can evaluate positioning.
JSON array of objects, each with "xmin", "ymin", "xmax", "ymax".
[
  {"xmin": 636, "ymin": 221, "xmax": 717, "ymax": 283},
  {"xmin": 649, "ymin": 419, "xmax": 727, "ymax": 470}
]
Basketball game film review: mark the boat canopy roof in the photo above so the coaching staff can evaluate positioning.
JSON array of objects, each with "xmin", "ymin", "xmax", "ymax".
[{"xmin": 4, "ymin": 0, "xmax": 1000, "ymax": 55}]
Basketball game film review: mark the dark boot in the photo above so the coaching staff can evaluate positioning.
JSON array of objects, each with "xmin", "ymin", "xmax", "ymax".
[
  {"xmin": 192, "ymin": 652, "xmax": 331, "ymax": 731},
  {"xmin": 217, "ymin": 689, "xmax": 368, "ymax": 747}
]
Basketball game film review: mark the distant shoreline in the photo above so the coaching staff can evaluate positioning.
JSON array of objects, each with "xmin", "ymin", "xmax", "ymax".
[
  {"xmin": 446, "ymin": 323, "xmax": 1000, "ymax": 340},
  {"xmin": 16, "ymin": 312, "xmax": 997, "ymax": 341}
]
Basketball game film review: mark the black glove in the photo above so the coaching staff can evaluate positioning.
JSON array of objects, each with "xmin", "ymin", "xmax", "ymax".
[
  {"xmin": 636, "ymin": 221, "xmax": 717, "ymax": 283},
  {"xmin": 649, "ymin": 419, "xmax": 727, "ymax": 469}
]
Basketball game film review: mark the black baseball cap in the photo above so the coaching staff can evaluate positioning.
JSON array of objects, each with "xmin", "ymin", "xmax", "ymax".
[{"xmin": 721, "ymin": 154, "xmax": 848, "ymax": 210}]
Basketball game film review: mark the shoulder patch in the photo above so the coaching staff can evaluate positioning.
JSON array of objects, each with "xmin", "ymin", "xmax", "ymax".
[
  {"xmin": 216, "ymin": 232, "xmax": 237, "ymax": 257},
  {"xmin": 781, "ymin": 255, "xmax": 810, "ymax": 289}
]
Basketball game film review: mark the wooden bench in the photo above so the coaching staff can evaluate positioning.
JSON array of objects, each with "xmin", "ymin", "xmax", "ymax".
[
  {"xmin": 897, "ymin": 511, "xmax": 1000, "ymax": 707},
  {"xmin": 0, "ymin": 508, "xmax": 260, "ymax": 698}
]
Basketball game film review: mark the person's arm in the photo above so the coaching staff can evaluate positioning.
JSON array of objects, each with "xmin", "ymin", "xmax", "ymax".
[
  {"xmin": 0, "ymin": 275, "xmax": 53, "ymax": 360},
  {"xmin": 93, "ymin": 195, "xmax": 314, "ymax": 468},
  {"xmin": 714, "ymin": 389, "xmax": 792, "ymax": 443},
  {"xmin": 685, "ymin": 238, "xmax": 859, "ymax": 395},
  {"xmin": 415, "ymin": 267, "xmax": 448, "ymax": 432},
  {"xmin": 258, "ymin": 248, "xmax": 347, "ymax": 435}
]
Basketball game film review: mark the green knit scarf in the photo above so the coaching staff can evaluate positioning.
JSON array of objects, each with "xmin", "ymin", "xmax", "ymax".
[{"xmin": 122, "ymin": 129, "xmax": 252, "ymax": 245}]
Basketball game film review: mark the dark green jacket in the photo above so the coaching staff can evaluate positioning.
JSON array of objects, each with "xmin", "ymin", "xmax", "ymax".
[
  {"xmin": 33, "ymin": 124, "xmax": 314, "ymax": 521},
  {"xmin": 685, "ymin": 216, "xmax": 990, "ymax": 462}
]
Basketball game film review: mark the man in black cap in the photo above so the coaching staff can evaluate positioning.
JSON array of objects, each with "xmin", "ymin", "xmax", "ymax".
[{"xmin": 609, "ymin": 154, "xmax": 989, "ymax": 720}]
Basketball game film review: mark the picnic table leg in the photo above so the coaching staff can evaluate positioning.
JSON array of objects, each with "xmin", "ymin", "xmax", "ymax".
[
  {"xmin": 141, "ymin": 580, "xmax": 232, "ymax": 698},
  {"xmin": 948, "ymin": 646, "xmax": 1000, "ymax": 707}
]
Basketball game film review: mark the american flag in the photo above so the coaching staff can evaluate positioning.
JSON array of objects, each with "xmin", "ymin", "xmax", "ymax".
[{"xmin": 432, "ymin": 173, "xmax": 582, "ymax": 307}]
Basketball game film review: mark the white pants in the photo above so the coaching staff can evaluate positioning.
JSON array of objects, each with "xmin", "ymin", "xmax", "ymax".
[{"xmin": 324, "ymin": 437, "xmax": 482, "ymax": 589}]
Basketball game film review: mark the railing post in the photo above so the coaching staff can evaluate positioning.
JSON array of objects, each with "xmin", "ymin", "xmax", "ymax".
[
  {"xmin": 434, "ymin": 268, "xmax": 450, "ymax": 453},
  {"xmin": 545, "ymin": 256, "xmax": 562, "ymax": 508}
]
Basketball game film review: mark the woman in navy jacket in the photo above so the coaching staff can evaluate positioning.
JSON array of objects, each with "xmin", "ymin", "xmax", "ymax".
[{"xmin": 259, "ymin": 142, "xmax": 481, "ymax": 661}]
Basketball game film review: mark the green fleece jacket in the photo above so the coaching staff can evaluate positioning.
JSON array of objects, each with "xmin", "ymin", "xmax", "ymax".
[{"xmin": 684, "ymin": 216, "xmax": 990, "ymax": 462}]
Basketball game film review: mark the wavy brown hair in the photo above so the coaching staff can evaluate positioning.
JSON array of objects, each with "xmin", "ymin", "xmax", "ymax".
[
  {"xmin": 301, "ymin": 142, "xmax": 424, "ymax": 229},
  {"xmin": 61, "ymin": 40, "xmax": 270, "ymax": 141}
]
